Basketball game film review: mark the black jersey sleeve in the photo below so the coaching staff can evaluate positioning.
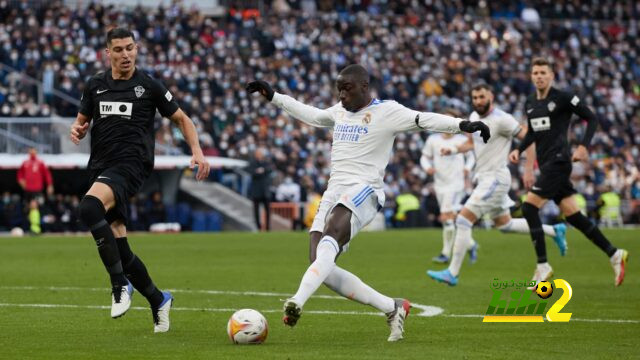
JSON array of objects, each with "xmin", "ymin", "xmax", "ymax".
[
  {"xmin": 150, "ymin": 78, "xmax": 180, "ymax": 118},
  {"xmin": 566, "ymin": 92, "xmax": 598, "ymax": 146},
  {"xmin": 78, "ymin": 78, "xmax": 94, "ymax": 118}
]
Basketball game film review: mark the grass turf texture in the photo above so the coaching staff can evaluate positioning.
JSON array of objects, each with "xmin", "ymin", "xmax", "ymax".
[{"xmin": 0, "ymin": 229, "xmax": 638, "ymax": 359}]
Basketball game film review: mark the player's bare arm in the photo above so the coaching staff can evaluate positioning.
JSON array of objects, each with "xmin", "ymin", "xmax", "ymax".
[
  {"xmin": 70, "ymin": 113, "xmax": 91, "ymax": 145},
  {"xmin": 516, "ymin": 126, "xmax": 536, "ymax": 189},
  {"xmin": 169, "ymin": 108, "xmax": 210, "ymax": 181}
]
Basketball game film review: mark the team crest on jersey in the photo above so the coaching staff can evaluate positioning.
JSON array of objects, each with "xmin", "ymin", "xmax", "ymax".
[
  {"xmin": 134, "ymin": 85, "xmax": 145, "ymax": 98},
  {"xmin": 547, "ymin": 101, "xmax": 556, "ymax": 112},
  {"xmin": 363, "ymin": 112, "xmax": 372, "ymax": 125}
]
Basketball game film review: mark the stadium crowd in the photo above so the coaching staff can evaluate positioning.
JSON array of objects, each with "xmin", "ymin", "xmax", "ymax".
[{"xmin": 1, "ymin": 0, "xmax": 639, "ymax": 228}]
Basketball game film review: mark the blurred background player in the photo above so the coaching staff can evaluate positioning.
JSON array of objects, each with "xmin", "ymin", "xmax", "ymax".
[
  {"xmin": 509, "ymin": 57, "xmax": 628, "ymax": 287},
  {"xmin": 70, "ymin": 27, "xmax": 210, "ymax": 332},
  {"xmin": 16, "ymin": 147, "xmax": 54, "ymax": 234},
  {"xmin": 428, "ymin": 83, "xmax": 566, "ymax": 286},
  {"xmin": 247, "ymin": 64, "xmax": 490, "ymax": 341},
  {"xmin": 420, "ymin": 110, "xmax": 478, "ymax": 264}
]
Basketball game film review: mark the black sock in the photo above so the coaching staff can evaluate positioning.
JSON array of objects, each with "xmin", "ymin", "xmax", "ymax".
[
  {"xmin": 522, "ymin": 202, "xmax": 547, "ymax": 263},
  {"xmin": 79, "ymin": 196, "xmax": 128, "ymax": 287},
  {"xmin": 116, "ymin": 237, "xmax": 164, "ymax": 308},
  {"xmin": 566, "ymin": 212, "xmax": 617, "ymax": 257}
]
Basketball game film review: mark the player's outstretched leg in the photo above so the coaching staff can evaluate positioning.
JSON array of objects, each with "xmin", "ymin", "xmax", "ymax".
[
  {"xmin": 78, "ymin": 195, "xmax": 131, "ymax": 318},
  {"xmin": 284, "ymin": 235, "xmax": 340, "ymax": 326},
  {"xmin": 497, "ymin": 218, "xmax": 567, "ymax": 256},
  {"xmin": 116, "ymin": 236, "xmax": 171, "ymax": 330},
  {"xmin": 564, "ymin": 211, "xmax": 628, "ymax": 286},
  {"xmin": 386, "ymin": 298, "xmax": 411, "ymax": 342}
]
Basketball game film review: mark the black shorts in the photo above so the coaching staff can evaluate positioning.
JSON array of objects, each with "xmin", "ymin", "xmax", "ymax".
[
  {"xmin": 88, "ymin": 162, "xmax": 150, "ymax": 224},
  {"xmin": 531, "ymin": 161, "xmax": 576, "ymax": 204}
]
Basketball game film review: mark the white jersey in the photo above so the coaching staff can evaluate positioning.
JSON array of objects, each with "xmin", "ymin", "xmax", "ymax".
[
  {"xmin": 420, "ymin": 133, "xmax": 471, "ymax": 192},
  {"xmin": 271, "ymin": 92, "xmax": 463, "ymax": 200},
  {"xmin": 469, "ymin": 107, "xmax": 522, "ymax": 183}
]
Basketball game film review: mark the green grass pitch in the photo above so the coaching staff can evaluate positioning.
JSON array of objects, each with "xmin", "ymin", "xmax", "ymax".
[{"xmin": 0, "ymin": 228, "xmax": 638, "ymax": 359}]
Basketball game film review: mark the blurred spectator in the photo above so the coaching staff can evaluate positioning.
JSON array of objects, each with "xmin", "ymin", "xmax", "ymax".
[
  {"xmin": 248, "ymin": 148, "xmax": 273, "ymax": 231},
  {"xmin": 147, "ymin": 191, "xmax": 167, "ymax": 226},
  {"xmin": 275, "ymin": 176, "xmax": 301, "ymax": 203}
]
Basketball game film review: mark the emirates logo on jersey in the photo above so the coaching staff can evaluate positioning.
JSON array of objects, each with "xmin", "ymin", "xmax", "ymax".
[
  {"xmin": 134, "ymin": 85, "xmax": 145, "ymax": 98},
  {"xmin": 363, "ymin": 112, "xmax": 372, "ymax": 124}
]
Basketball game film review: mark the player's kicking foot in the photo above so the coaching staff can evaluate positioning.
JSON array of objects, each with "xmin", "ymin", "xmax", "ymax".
[
  {"xmin": 426, "ymin": 269, "xmax": 458, "ymax": 286},
  {"xmin": 468, "ymin": 242, "xmax": 479, "ymax": 265},
  {"xmin": 386, "ymin": 298, "xmax": 410, "ymax": 342},
  {"xmin": 432, "ymin": 254, "xmax": 450, "ymax": 264},
  {"xmin": 527, "ymin": 263, "xmax": 553, "ymax": 290},
  {"xmin": 111, "ymin": 282, "xmax": 133, "ymax": 318},
  {"xmin": 552, "ymin": 223, "xmax": 568, "ymax": 256},
  {"xmin": 152, "ymin": 291, "xmax": 173, "ymax": 333},
  {"xmin": 283, "ymin": 298, "xmax": 302, "ymax": 327},
  {"xmin": 610, "ymin": 249, "xmax": 629, "ymax": 287}
]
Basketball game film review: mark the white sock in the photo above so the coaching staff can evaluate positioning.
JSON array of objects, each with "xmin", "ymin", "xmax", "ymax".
[
  {"xmin": 448, "ymin": 215, "xmax": 473, "ymax": 277},
  {"xmin": 290, "ymin": 236, "xmax": 339, "ymax": 307},
  {"xmin": 442, "ymin": 220, "xmax": 455, "ymax": 257},
  {"xmin": 324, "ymin": 266, "xmax": 395, "ymax": 313},
  {"xmin": 499, "ymin": 218, "xmax": 556, "ymax": 237}
]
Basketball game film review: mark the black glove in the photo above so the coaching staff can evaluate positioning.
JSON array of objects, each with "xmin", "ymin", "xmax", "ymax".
[
  {"xmin": 459, "ymin": 120, "xmax": 491, "ymax": 143},
  {"xmin": 246, "ymin": 80, "xmax": 274, "ymax": 101}
]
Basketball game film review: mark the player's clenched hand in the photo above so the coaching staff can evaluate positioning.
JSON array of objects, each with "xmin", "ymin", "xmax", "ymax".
[
  {"xmin": 191, "ymin": 152, "xmax": 210, "ymax": 181},
  {"xmin": 571, "ymin": 145, "xmax": 588, "ymax": 162},
  {"xmin": 459, "ymin": 120, "xmax": 490, "ymax": 143},
  {"xmin": 246, "ymin": 80, "xmax": 274, "ymax": 101},
  {"xmin": 70, "ymin": 122, "xmax": 89, "ymax": 145},
  {"xmin": 508, "ymin": 149, "xmax": 520, "ymax": 163}
]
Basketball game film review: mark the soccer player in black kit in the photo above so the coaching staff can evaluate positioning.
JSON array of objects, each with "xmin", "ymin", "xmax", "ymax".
[
  {"xmin": 509, "ymin": 57, "xmax": 628, "ymax": 287},
  {"xmin": 70, "ymin": 28, "xmax": 210, "ymax": 332}
]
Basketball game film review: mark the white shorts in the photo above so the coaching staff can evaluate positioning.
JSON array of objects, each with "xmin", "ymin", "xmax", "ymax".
[
  {"xmin": 310, "ymin": 183, "xmax": 384, "ymax": 247},
  {"xmin": 464, "ymin": 177, "xmax": 514, "ymax": 219},
  {"xmin": 435, "ymin": 189, "xmax": 465, "ymax": 213}
]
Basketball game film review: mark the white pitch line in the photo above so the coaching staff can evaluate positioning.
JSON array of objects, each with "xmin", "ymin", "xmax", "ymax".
[
  {"xmin": 1, "ymin": 286, "xmax": 637, "ymax": 323},
  {"xmin": 0, "ymin": 303, "xmax": 637, "ymax": 323},
  {"xmin": 0, "ymin": 285, "xmax": 444, "ymax": 317}
]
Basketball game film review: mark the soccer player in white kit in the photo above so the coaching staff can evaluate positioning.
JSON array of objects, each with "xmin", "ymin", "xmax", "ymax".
[
  {"xmin": 427, "ymin": 83, "xmax": 567, "ymax": 286},
  {"xmin": 247, "ymin": 64, "xmax": 491, "ymax": 341},
  {"xmin": 420, "ymin": 126, "xmax": 478, "ymax": 264}
]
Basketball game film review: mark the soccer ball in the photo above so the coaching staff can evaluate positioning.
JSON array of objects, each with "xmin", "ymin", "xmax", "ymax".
[
  {"xmin": 227, "ymin": 309, "xmax": 268, "ymax": 345},
  {"xmin": 535, "ymin": 281, "xmax": 554, "ymax": 299}
]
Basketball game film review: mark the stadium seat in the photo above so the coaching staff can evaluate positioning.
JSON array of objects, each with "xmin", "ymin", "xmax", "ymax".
[
  {"xmin": 177, "ymin": 202, "xmax": 192, "ymax": 228},
  {"xmin": 191, "ymin": 211, "xmax": 207, "ymax": 232},
  {"xmin": 206, "ymin": 211, "xmax": 223, "ymax": 232}
]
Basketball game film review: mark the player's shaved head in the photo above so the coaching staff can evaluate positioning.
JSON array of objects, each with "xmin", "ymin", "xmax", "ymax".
[
  {"xmin": 339, "ymin": 64, "xmax": 369, "ymax": 85},
  {"xmin": 336, "ymin": 64, "xmax": 371, "ymax": 112}
]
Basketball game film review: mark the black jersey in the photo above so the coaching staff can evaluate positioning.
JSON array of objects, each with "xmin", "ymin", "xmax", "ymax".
[
  {"xmin": 78, "ymin": 68, "xmax": 179, "ymax": 170},
  {"xmin": 521, "ymin": 87, "xmax": 597, "ymax": 166}
]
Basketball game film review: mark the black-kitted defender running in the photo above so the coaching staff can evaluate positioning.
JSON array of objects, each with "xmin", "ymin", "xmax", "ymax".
[
  {"xmin": 509, "ymin": 57, "xmax": 628, "ymax": 288},
  {"xmin": 70, "ymin": 28, "xmax": 210, "ymax": 332}
]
